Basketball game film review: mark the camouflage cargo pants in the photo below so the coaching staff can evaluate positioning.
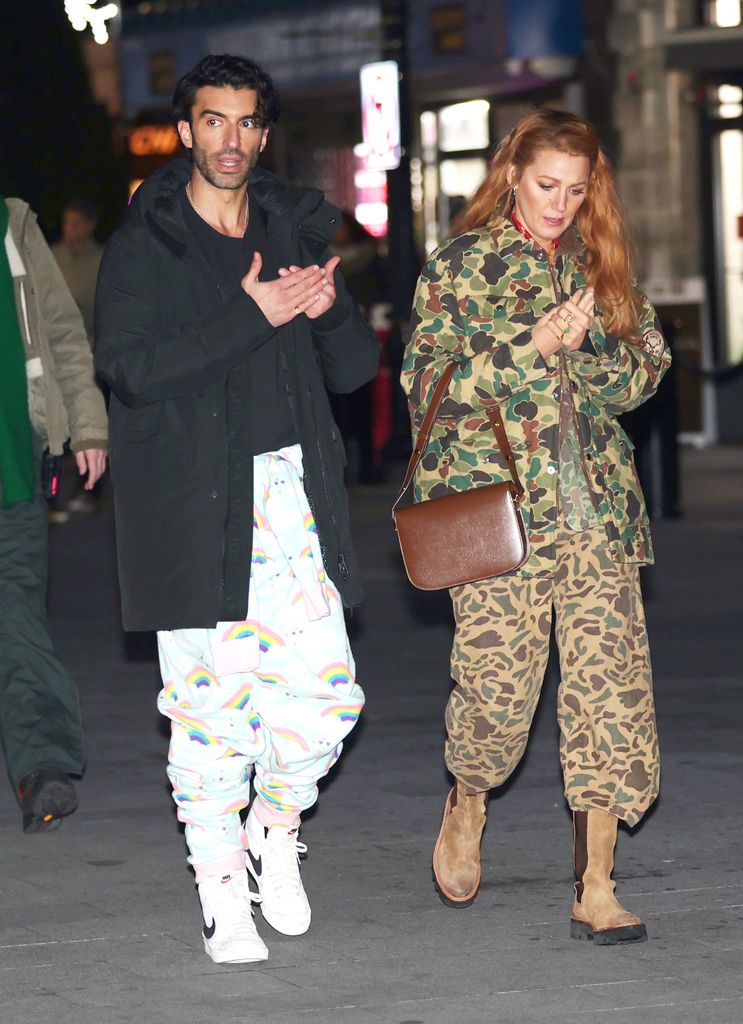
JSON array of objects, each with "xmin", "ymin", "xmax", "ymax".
[{"xmin": 447, "ymin": 525, "xmax": 659, "ymax": 827}]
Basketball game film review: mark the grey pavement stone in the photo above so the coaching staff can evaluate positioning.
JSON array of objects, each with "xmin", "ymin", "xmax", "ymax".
[{"xmin": 0, "ymin": 446, "xmax": 741, "ymax": 1023}]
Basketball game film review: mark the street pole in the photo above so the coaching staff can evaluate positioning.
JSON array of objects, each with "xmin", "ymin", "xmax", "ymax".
[
  {"xmin": 380, "ymin": 0, "xmax": 419, "ymax": 459},
  {"xmin": 381, "ymin": 0, "xmax": 418, "ymax": 320}
]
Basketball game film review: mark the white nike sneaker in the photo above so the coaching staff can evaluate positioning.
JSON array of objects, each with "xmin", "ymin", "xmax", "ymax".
[
  {"xmin": 197, "ymin": 871, "xmax": 269, "ymax": 964},
  {"xmin": 244, "ymin": 810, "xmax": 311, "ymax": 936}
]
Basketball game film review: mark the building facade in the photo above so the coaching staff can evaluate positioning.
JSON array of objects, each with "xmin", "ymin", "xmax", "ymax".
[{"xmin": 609, "ymin": 0, "xmax": 743, "ymax": 441}]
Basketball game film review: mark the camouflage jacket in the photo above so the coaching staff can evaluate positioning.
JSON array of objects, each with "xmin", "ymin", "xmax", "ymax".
[{"xmin": 401, "ymin": 218, "xmax": 671, "ymax": 574}]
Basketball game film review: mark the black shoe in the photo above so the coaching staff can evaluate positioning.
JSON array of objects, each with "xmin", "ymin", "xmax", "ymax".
[{"xmin": 18, "ymin": 770, "xmax": 78, "ymax": 834}]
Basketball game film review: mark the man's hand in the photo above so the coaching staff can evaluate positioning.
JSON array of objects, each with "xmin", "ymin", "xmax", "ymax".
[
  {"xmin": 75, "ymin": 449, "xmax": 107, "ymax": 490},
  {"xmin": 241, "ymin": 252, "xmax": 327, "ymax": 327},
  {"xmin": 277, "ymin": 256, "xmax": 340, "ymax": 320},
  {"xmin": 532, "ymin": 288, "xmax": 595, "ymax": 357}
]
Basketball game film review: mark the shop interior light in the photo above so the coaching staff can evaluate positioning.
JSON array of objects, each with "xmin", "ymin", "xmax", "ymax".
[
  {"xmin": 438, "ymin": 100, "xmax": 490, "ymax": 154},
  {"xmin": 718, "ymin": 84, "xmax": 743, "ymax": 119},
  {"xmin": 712, "ymin": 0, "xmax": 742, "ymax": 27},
  {"xmin": 64, "ymin": 0, "xmax": 119, "ymax": 44}
]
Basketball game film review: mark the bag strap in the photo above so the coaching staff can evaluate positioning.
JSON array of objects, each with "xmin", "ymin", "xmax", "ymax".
[{"xmin": 393, "ymin": 359, "xmax": 525, "ymax": 512}]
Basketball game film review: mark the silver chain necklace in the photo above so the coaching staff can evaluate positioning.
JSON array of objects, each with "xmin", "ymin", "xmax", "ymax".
[{"xmin": 185, "ymin": 181, "xmax": 248, "ymax": 234}]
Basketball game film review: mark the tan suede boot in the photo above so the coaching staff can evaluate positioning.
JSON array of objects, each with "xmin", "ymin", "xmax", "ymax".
[
  {"xmin": 432, "ymin": 783, "xmax": 487, "ymax": 908},
  {"xmin": 571, "ymin": 809, "xmax": 647, "ymax": 944}
]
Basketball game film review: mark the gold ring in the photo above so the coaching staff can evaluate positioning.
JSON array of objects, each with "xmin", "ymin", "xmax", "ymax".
[
  {"xmin": 564, "ymin": 326, "xmax": 571, "ymax": 335},
  {"xmin": 565, "ymin": 312, "xmax": 575, "ymax": 324}
]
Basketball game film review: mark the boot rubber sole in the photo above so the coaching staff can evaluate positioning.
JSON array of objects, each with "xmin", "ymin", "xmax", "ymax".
[
  {"xmin": 570, "ymin": 918, "xmax": 648, "ymax": 945},
  {"xmin": 432, "ymin": 866, "xmax": 479, "ymax": 908},
  {"xmin": 431, "ymin": 788, "xmax": 482, "ymax": 908}
]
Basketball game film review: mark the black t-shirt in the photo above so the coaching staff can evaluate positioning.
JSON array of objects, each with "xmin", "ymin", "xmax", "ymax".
[{"xmin": 181, "ymin": 187, "xmax": 297, "ymax": 455}]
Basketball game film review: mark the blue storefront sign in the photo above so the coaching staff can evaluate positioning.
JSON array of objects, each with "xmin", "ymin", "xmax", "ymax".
[{"xmin": 505, "ymin": 0, "xmax": 583, "ymax": 59}]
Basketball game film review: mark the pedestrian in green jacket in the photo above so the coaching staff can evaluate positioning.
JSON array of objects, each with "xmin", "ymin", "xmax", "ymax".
[
  {"xmin": 0, "ymin": 196, "xmax": 107, "ymax": 831},
  {"xmin": 401, "ymin": 109, "xmax": 670, "ymax": 944}
]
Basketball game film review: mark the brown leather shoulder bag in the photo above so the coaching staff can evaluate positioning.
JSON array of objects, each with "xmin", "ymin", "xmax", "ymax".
[{"xmin": 392, "ymin": 360, "xmax": 529, "ymax": 590}]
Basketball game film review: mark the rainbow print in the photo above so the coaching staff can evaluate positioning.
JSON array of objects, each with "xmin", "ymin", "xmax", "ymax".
[
  {"xmin": 256, "ymin": 671, "xmax": 287, "ymax": 686},
  {"xmin": 259, "ymin": 781, "xmax": 295, "ymax": 814},
  {"xmin": 256, "ymin": 626, "xmax": 285, "ymax": 653},
  {"xmin": 223, "ymin": 682, "xmax": 253, "ymax": 711},
  {"xmin": 247, "ymin": 711, "xmax": 262, "ymax": 734},
  {"xmin": 251, "ymin": 548, "xmax": 269, "ymax": 565},
  {"xmin": 319, "ymin": 663, "xmax": 352, "ymax": 689},
  {"xmin": 186, "ymin": 667, "xmax": 216, "ymax": 689},
  {"xmin": 271, "ymin": 726, "xmax": 310, "ymax": 752},
  {"xmin": 222, "ymin": 798, "xmax": 249, "ymax": 815},
  {"xmin": 161, "ymin": 681, "xmax": 180, "ymax": 703},
  {"xmin": 221, "ymin": 620, "xmax": 259, "ymax": 643},
  {"xmin": 220, "ymin": 621, "xmax": 284, "ymax": 652},
  {"xmin": 253, "ymin": 508, "xmax": 270, "ymax": 532},
  {"xmin": 171, "ymin": 711, "xmax": 215, "ymax": 746},
  {"xmin": 303, "ymin": 512, "xmax": 318, "ymax": 534},
  {"xmin": 320, "ymin": 704, "xmax": 361, "ymax": 723},
  {"xmin": 298, "ymin": 546, "xmax": 312, "ymax": 560},
  {"xmin": 187, "ymin": 728, "xmax": 211, "ymax": 745}
]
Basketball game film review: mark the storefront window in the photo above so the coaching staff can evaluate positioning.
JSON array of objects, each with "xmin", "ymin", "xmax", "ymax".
[
  {"xmin": 705, "ymin": 0, "xmax": 742, "ymax": 26},
  {"xmin": 438, "ymin": 100, "xmax": 490, "ymax": 153},
  {"xmin": 714, "ymin": 128, "xmax": 743, "ymax": 363}
]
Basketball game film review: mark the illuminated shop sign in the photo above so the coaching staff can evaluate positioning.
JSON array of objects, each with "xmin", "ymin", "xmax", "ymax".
[
  {"xmin": 128, "ymin": 125, "xmax": 179, "ymax": 157},
  {"xmin": 359, "ymin": 61, "xmax": 401, "ymax": 171}
]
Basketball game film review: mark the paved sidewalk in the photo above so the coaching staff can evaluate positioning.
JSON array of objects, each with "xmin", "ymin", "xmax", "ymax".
[{"xmin": 1, "ymin": 446, "xmax": 741, "ymax": 1024}]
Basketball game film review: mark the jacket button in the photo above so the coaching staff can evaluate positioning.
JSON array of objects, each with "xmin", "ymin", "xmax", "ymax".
[
  {"xmin": 546, "ymin": 465, "xmax": 557, "ymax": 475},
  {"xmin": 210, "ymin": 490, "xmax": 218, "ymax": 499},
  {"xmin": 552, "ymin": 386, "xmax": 561, "ymax": 400},
  {"xmin": 570, "ymin": 379, "xmax": 578, "ymax": 392}
]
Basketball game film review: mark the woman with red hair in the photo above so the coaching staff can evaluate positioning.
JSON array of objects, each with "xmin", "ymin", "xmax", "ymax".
[{"xmin": 402, "ymin": 109, "xmax": 670, "ymax": 944}]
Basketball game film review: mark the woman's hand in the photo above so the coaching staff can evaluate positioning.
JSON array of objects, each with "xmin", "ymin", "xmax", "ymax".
[{"xmin": 532, "ymin": 288, "xmax": 595, "ymax": 357}]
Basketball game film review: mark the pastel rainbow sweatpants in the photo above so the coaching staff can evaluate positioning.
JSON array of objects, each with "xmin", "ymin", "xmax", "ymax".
[{"xmin": 156, "ymin": 445, "xmax": 364, "ymax": 869}]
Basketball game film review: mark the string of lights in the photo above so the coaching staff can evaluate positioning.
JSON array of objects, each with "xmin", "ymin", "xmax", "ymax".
[{"xmin": 64, "ymin": 0, "xmax": 119, "ymax": 44}]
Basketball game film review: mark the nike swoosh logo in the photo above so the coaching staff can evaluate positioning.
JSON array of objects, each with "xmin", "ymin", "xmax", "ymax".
[
  {"xmin": 203, "ymin": 918, "xmax": 216, "ymax": 940},
  {"xmin": 247, "ymin": 849, "xmax": 262, "ymax": 877}
]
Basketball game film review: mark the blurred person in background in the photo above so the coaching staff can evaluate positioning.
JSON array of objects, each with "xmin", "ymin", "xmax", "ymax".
[
  {"xmin": 95, "ymin": 54, "xmax": 378, "ymax": 965},
  {"xmin": 51, "ymin": 198, "xmax": 106, "ymax": 518},
  {"xmin": 402, "ymin": 109, "xmax": 670, "ymax": 945},
  {"xmin": 329, "ymin": 211, "xmax": 389, "ymax": 482},
  {"xmin": 0, "ymin": 195, "xmax": 107, "ymax": 833},
  {"xmin": 52, "ymin": 197, "xmax": 103, "ymax": 347}
]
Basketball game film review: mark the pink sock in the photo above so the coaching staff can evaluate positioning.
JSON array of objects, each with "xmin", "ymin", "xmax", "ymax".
[{"xmin": 193, "ymin": 849, "xmax": 246, "ymax": 884}]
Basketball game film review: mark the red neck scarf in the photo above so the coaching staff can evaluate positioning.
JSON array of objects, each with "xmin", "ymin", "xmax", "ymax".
[{"xmin": 511, "ymin": 210, "xmax": 559, "ymax": 266}]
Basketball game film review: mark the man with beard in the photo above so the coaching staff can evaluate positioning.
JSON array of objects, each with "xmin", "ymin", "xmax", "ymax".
[{"xmin": 95, "ymin": 54, "xmax": 378, "ymax": 964}]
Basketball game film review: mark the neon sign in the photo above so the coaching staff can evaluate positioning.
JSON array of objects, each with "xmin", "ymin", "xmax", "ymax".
[
  {"xmin": 64, "ymin": 0, "xmax": 119, "ymax": 45},
  {"xmin": 129, "ymin": 125, "xmax": 179, "ymax": 157}
]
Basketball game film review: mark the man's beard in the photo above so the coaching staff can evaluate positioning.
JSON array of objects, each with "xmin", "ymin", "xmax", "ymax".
[{"xmin": 191, "ymin": 142, "xmax": 259, "ymax": 190}]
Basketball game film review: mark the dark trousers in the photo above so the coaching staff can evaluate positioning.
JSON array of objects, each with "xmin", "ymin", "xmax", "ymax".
[{"xmin": 0, "ymin": 459, "xmax": 85, "ymax": 795}]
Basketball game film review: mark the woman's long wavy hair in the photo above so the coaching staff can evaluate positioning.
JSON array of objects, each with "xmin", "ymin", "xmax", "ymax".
[{"xmin": 452, "ymin": 108, "xmax": 642, "ymax": 339}]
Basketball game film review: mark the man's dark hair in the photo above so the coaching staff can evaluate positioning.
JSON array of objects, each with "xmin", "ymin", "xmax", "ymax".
[
  {"xmin": 172, "ymin": 54, "xmax": 280, "ymax": 129},
  {"xmin": 62, "ymin": 197, "xmax": 99, "ymax": 222}
]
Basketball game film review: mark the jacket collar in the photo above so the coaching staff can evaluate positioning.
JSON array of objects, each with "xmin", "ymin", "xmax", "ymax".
[
  {"xmin": 488, "ymin": 215, "xmax": 585, "ymax": 262},
  {"xmin": 130, "ymin": 157, "xmax": 340, "ymax": 259}
]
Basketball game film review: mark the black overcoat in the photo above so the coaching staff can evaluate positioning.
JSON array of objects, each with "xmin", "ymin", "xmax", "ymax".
[{"xmin": 95, "ymin": 159, "xmax": 379, "ymax": 631}]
